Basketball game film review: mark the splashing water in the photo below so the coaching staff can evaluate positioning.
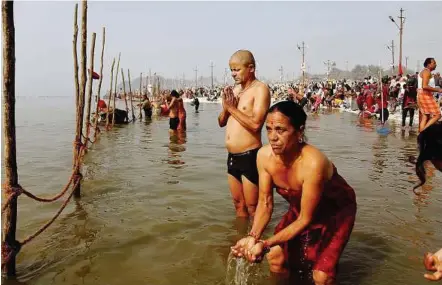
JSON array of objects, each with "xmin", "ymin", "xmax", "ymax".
[{"xmin": 225, "ymin": 252, "xmax": 261, "ymax": 285}]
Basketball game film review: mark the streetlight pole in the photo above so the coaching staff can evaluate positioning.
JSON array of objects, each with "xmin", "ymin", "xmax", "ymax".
[
  {"xmin": 386, "ymin": 40, "xmax": 395, "ymax": 74},
  {"xmin": 324, "ymin": 60, "xmax": 335, "ymax": 81},
  {"xmin": 297, "ymin": 41, "xmax": 306, "ymax": 87},
  {"xmin": 194, "ymin": 66, "xmax": 198, "ymax": 89},
  {"xmin": 209, "ymin": 61, "xmax": 215, "ymax": 89},
  {"xmin": 278, "ymin": 65, "xmax": 284, "ymax": 83},
  {"xmin": 389, "ymin": 8, "xmax": 405, "ymax": 75}
]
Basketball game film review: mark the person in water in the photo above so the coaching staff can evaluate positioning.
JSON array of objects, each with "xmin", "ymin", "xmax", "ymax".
[
  {"xmin": 412, "ymin": 123, "xmax": 442, "ymax": 281},
  {"xmin": 231, "ymin": 101, "xmax": 357, "ymax": 285},
  {"xmin": 176, "ymin": 92, "xmax": 187, "ymax": 131},
  {"xmin": 193, "ymin": 96, "xmax": 200, "ymax": 112},
  {"xmin": 218, "ymin": 50, "xmax": 271, "ymax": 218},
  {"xmin": 418, "ymin": 58, "xmax": 442, "ymax": 132},
  {"xmin": 165, "ymin": 90, "xmax": 180, "ymax": 132},
  {"xmin": 140, "ymin": 95, "xmax": 152, "ymax": 119}
]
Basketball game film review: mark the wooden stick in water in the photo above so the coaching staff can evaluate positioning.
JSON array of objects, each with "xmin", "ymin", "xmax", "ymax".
[
  {"xmin": 84, "ymin": 32, "xmax": 96, "ymax": 147},
  {"xmin": 72, "ymin": 0, "xmax": 88, "ymax": 197},
  {"xmin": 73, "ymin": 3, "xmax": 80, "ymax": 122},
  {"xmin": 121, "ymin": 68, "xmax": 129, "ymax": 121},
  {"xmin": 72, "ymin": 3, "xmax": 81, "ymax": 171},
  {"xmin": 139, "ymin": 72, "xmax": 142, "ymax": 119},
  {"xmin": 2, "ymin": 0, "xmax": 18, "ymax": 276},
  {"xmin": 112, "ymin": 52, "xmax": 121, "ymax": 127},
  {"xmin": 93, "ymin": 27, "xmax": 105, "ymax": 141},
  {"xmin": 128, "ymin": 69, "xmax": 135, "ymax": 121},
  {"xmin": 105, "ymin": 58, "xmax": 115, "ymax": 129}
]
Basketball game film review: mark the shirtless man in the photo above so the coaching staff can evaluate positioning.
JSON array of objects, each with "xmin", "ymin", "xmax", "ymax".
[
  {"xmin": 165, "ymin": 90, "xmax": 180, "ymax": 133},
  {"xmin": 218, "ymin": 50, "xmax": 271, "ymax": 218}
]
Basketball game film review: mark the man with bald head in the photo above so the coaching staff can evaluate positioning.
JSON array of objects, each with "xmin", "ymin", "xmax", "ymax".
[{"xmin": 218, "ymin": 50, "xmax": 271, "ymax": 218}]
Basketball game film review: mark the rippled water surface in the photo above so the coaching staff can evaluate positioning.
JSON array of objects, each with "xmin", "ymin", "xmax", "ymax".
[{"xmin": 2, "ymin": 97, "xmax": 441, "ymax": 285}]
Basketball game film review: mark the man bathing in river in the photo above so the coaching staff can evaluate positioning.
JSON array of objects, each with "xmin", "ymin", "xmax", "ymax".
[
  {"xmin": 164, "ymin": 90, "xmax": 180, "ymax": 133},
  {"xmin": 218, "ymin": 50, "xmax": 271, "ymax": 218},
  {"xmin": 231, "ymin": 101, "xmax": 357, "ymax": 285}
]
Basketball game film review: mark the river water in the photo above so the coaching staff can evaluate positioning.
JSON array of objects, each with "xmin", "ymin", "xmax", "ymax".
[{"xmin": 2, "ymin": 96, "xmax": 441, "ymax": 285}]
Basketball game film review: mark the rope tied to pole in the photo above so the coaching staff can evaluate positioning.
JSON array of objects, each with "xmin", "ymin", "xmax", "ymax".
[{"xmin": 1, "ymin": 240, "xmax": 21, "ymax": 272}]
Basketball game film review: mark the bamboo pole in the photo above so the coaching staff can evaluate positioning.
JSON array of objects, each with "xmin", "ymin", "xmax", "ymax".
[
  {"xmin": 112, "ymin": 52, "xmax": 121, "ymax": 127},
  {"xmin": 73, "ymin": 4, "xmax": 80, "ymax": 120},
  {"xmin": 72, "ymin": 3, "xmax": 80, "ymax": 169},
  {"xmin": 139, "ymin": 72, "xmax": 142, "ymax": 119},
  {"xmin": 2, "ymin": 0, "xmax": 18, "ymax": 276},
  {"xmin": 105, "ymin": 58, "xmax": 115, "ymax": 129},
  {"xmin": 84, "ymin": 32, "xmax": 96, "ymax": 147},
  {"xmin": 73, "ymin": 0, "xmax": 88, "ymax": 197},
  {"xmin": 93, "ymin": 27, "xmax": 105, "ymax": 141},
  {"xmin": 127, "ymin": 69, "xmax": 135, "ymax": 121},
  {"xmin": 121, "ymin": 68, "xmax": 128, "ymax": 120}
]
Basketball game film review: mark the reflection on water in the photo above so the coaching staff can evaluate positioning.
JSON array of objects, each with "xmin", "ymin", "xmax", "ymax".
[{"xmin": 2, "ymin": 98, "xmax": 441, "ymax": 285}]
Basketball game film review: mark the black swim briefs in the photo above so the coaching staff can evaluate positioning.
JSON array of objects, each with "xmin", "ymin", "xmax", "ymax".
[
  {"xmin": 227, "ymin": 148, "xmax": 260, "ymax": 186},
  {"xmin": 169, "ymin": 117, "xmax": 179, "ymax": 130}
]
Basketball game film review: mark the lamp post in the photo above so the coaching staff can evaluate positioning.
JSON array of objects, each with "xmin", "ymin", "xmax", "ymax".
[{"xmin": 389, "ymin": 8, "xmax": 405, "ymax": 75}]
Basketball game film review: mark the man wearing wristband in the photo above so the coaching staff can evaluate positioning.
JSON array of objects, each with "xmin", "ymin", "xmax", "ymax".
[{"xmin": 231, "ymin": 101, "xmax": 357, "ymax": 285}]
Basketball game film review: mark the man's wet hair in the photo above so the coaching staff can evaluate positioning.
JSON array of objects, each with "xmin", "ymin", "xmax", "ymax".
[
  {"xmin": 268, "ymin": 101, "xmax": 307, "ymax": 131},
  {"xmin": 423, "ymin": 57, "xmax": 434, "ymax": 67},
  {"xmin": 413, "ymin": 123, "xmax": 442, "ymax": 194}
]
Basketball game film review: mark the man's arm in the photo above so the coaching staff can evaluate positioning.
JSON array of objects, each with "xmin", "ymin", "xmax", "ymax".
[
  {"xmin": 218, "ymin": 89, "xmax": 232, "ymax": 127},
  {"xmin": 165, "ymin": 97, "xmax": 176, "ymax": 110},
  {"xmin": 263, "ymin": 156, "xmax": 327, "ymax": 247},
  {"xmin": 226, "ymin": 84, "xmax": 271, "ymax": 133},
  {"xmin": 218, "ymin": 109, "xmax": 230, "ymax": 127}
]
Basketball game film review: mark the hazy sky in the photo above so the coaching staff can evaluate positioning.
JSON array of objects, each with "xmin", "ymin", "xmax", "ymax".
[{"xmin": 14, "ymin": 1, "xmax": 442, "ymax": 97}]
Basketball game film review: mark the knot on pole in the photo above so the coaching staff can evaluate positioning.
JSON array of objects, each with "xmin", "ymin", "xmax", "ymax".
[
  {"xmin": 2, "ymin": 184, "xmax": 24, "ymax": 214},
  {"xmin": 1, "ymin": 240, "xmax": 22, "ymax": 271},
  {"xmin": 4, "ymin": 184, "xmax": 23, "ymax": 197}
]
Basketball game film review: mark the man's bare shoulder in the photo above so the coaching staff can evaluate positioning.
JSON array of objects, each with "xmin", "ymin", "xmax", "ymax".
[{"xmin": 254, "ymin": 81, "xmax": 270, "ymax": 94}]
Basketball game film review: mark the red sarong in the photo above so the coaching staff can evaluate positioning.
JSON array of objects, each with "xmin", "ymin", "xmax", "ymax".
[{"xmin": 274, "ymin": 164, "xmax": 357, "ymax": 278}]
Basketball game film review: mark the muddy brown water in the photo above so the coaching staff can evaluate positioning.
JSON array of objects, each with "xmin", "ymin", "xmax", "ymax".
[{"xmin": 2, "ymin": 97, "xmax": 441, "ymax": 285}]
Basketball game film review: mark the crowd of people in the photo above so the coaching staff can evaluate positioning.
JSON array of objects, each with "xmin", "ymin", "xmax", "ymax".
[
  {"xmin": 218, "ymin": 51, "xmax": 441, "ymax": 284},
  {"xmin": 96, "ymin": 51, "xmax": 442, "ymax": 283}
]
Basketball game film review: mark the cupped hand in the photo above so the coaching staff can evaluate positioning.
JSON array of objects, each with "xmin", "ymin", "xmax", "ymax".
[
  {"xmin": 231, "ymin": 236, "xmax": 256, "ymax": 258},
  {"xmin": 424, "ymin": 249, "xmax": 442, "ymax": 281},
  {"xmin": 244, "ymin": 242, "xmax": 265, "ymax": 263}
]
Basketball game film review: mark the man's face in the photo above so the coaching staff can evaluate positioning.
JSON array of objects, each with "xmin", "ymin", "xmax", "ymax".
[
  {"xmin": 265, "ymin": 111, "xmax": 300, "ymax": 155},
  {"xmin": 229, "ymin": 57, "xmax": 254, "ymax": 84},
  {"xmin": 429, "ymin": 59, "xmax": 437, "ymax": 71}
]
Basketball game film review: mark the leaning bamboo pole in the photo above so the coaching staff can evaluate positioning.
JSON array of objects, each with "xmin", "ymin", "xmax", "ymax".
[
  {"xmin": 138, "ymin": 72, "xmax": 142, "ymax": 119},
  {"xmin": 112, "ymin": 52, "xmax": 121, "ymax": 127},
  {"xmin": 121, "ymin": 68, "xmax": 128, "ymax": 119},
  {"xmin": 127, "ymin": 69, "xmax": 135, "ymax": 121},
  {"xmin": 93, "ymin": 27, "xmax": 105, "ymax": 141},
  {"xmin": 84, "ymin": 32, "xmax": 96, "ymax": 147},
  {"xmin": 2, "ymin": 0, "xmax": 18, "ymax": 276},
  {"xmin": 105, "ymin": 58, "xmax": 115, "ymax": 129}
]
